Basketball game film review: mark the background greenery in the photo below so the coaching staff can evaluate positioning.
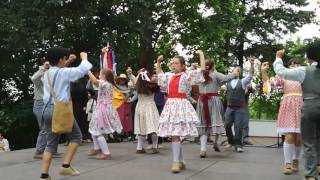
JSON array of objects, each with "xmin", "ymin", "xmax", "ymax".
[{"xmin": 0, "ymin": 0, "xmax": 318, "ymax": 149}]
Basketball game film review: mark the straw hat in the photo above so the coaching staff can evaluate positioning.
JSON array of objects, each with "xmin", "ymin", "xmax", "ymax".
[{"xmin": 118, "ymin": 74, "xmax": 127, "ymax": 79}]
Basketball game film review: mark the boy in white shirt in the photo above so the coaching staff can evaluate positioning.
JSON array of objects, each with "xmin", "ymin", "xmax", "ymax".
[{"xmin": 40, "ymin": 47, "xmax": 92, "ymax": 180}]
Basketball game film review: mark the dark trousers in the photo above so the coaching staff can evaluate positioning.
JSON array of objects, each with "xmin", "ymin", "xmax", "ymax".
[
  {"xmin": 224, "ymin": 107, "xmax": 245, "ymax": 147},
  {"xmin": 301, "ymin": 99, "xmax": 320, "ymax": 178},
  {"xmin": 73, "ymin": 102, "xmax": 90, "ymax": 140},
  {"xmin": 242, "ymin": 106, "xmax": 250, "ymax": 142}
]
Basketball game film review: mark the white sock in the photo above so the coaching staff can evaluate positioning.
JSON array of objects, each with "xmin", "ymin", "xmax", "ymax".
[
  {"xmin": 97, "ymin": 136, "xmax": 110, "ymax": 155},
  {"xmin": 200, "ymin": 135, "xmax": 208, "ymax": 151},
  {"xmin": 179, "ymin": 145, "xmax": 185, "ymax": 163},
  {"xmin": 137, "ymin": 136, "xmax": 145, "ymax": 150},
  {"xmin": 293, "ymin": 145, "xmax": 301, "ymax": 160},
  {"xmin": 151, "ymin": 134, "xmax": 158, "ymax": 149},
  {"xmin": 172, "ymin": 142, "xmax": 181, "ymax": 162},
  {"xmin": 92, "ymin": 135, "xmax": 100, "ymax": 150},
  {"xmin": 283, "ymin": 142, "xmax": 294, "ymax": 164}
]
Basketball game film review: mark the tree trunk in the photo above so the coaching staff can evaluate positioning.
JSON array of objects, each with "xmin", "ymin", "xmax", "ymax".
[
  {"xmin": 223, "ymin": 36, "xmax": 231, "ymax": 67},
  {"xmin": 138, "ymin": 4, "xmax": 155, "ymax": 72},
  {"xmin": 235, "ymin": 0, "xmax": 246, "ymax": 68},
  {"xmin": 236, "ymin": 30, "xmax": 245, "ymax": 68}
]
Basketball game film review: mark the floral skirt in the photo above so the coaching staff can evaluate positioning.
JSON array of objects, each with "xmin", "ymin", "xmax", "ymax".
[
  {"xmin": 89, "ymin": 104, "xmax": 123, "ymax": 136},
  {"xmin": 158, "ymin": 98, "xmax": 199, "ymax": 137}
]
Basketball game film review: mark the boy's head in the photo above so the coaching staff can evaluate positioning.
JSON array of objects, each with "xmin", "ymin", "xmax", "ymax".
[
  {"xmin": 46, "ymin": 47, "xmax": 70, "ymax": 66},
  {"xmin": 233, "ymin": 66, "xmax": 242, "ymax": 79},
  {"xmin": 306, "ymin": 41, "xmax": 320, "ymax": 65}
]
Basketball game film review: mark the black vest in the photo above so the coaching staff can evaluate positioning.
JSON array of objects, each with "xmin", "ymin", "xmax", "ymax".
[{"xmin": 226, "ymin": 80, "xmax": 246, "ymax": 106}]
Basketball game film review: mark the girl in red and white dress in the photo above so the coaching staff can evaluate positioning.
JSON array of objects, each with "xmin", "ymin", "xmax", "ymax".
[
  {"xmin": 261, "ymin": 60, "xmax": 302, "ymax": 175},
  {"xmin": 156, "ymin": 50, "xmax": 205, "ymax": 173}
]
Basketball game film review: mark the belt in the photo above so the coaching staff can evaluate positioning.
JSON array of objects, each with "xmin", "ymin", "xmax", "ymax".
[
  {"xmin": 228, "ymin": 102, "xmax": 246, "ymax": 108},
  {"xmin": 198, "ymin": 93, "xmax": 219, "ymax": 126}
]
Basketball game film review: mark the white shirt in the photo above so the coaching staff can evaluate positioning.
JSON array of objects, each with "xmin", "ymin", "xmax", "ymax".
[
  {"xmin": 86, "ymin": 98, "xmax": 97, "ymax": 121},
  {"xmin": 230, "ymin": 74, "xmax": 253, "ymax": 90},
  {"xmin": 42, "ymin": 60, "xmax": 92, "ymax": 103},
  {"xmin": 0, "ymin": 138, "xmax": 10, "ymax": 152}
]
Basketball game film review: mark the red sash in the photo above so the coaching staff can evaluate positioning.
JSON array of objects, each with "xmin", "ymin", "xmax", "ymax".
[
  {"xmin": 198, "ymin": 93, "xmax": 218, "ymax": 127},
  {"xmin": 168, "ymin": 93, "xmax": 187, "ymax": 99}
]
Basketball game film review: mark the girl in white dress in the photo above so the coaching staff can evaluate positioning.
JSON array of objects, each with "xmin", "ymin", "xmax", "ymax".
[{"xmin": 134, "ymin": 70, "xmax": 160, "ymax": 154}]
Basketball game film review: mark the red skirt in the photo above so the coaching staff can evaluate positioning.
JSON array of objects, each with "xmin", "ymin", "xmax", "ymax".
[{"xmin": 117, "ymin": 103, "xmax": 133, "ymax": 133}]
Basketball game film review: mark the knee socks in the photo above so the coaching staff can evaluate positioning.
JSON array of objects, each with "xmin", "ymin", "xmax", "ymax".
[{"xmin": 97, "ymin": 136, "xmax": 110, "ymax": 155}]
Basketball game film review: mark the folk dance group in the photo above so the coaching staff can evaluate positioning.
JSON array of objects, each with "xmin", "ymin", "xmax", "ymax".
[{"xmin": 32, "ymin": 41, "xmax": 320, "ymax": 180}]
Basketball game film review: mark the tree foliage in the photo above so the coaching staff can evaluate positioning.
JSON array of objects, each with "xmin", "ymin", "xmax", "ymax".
[
  {"xmin": 0, "ymin": 0, "xmax": 317, "ymax": 149},
  {"xmin": 232, "ymin": 0, "xmax": 316, "ymax": 67}
]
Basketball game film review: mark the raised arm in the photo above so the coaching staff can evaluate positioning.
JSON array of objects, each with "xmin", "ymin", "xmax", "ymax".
[
  {"xmin": 156, "ymin": 55, "xmax": 164, "ymax": 74},
  {"xmin": 249, "ymin": 58, "xmax": 255, "ymax": 76},
  {"xmin": 242, "ymin": 58, "xmax": 255, "ymax": 88},
  {"xmin": 88, "ymin": 72, "xmax": 99, "ymax": 87},
  {"xmin": 215, "ymin": 71, "xmax": 235, "ymax": 84},
  {"xmin": 196, "ymin": 50, "xmax": 206, "ymax": 71},
  {"xmin": 261, "ymin": 62, "xmax": 270, "ymax": 83},
  {"xmin": 31, "ymin": 66, "xmax": 46, "ymax": 83},
  {"xmin": 31, "ymin": 62, "xmax": 50, "ymax": 83},
  {"xmin": 63, "ymin": 52, "xmax": 92, "ymax": 82},
  {"xmin": 273, "ymin": 50, "xmax": 305, "ymax": 83}
]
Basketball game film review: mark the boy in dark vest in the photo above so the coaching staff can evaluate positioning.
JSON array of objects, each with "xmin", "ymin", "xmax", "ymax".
[
  {"xmin": 273, "ymin": 42, "xmax": 320, "ymax": 180},
  {"xmin": 224, "ymin": 59, "xmax": 255, "ymax": 152}
]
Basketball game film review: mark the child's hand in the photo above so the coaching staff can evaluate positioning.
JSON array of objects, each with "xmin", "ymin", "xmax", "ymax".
[
  {"xmin": 261, "ymin": 62, "xmax": 269, "ymax": 71},
  {"xmin": 157, "ymin": 55, "xmax": 164, "ymax": 63},
  {"xmin": 80, "ymin": 52, "xmax": 88, "ymax": 60},
  {"xmin": 195, "ymin": 50, "xmax": 204, "ymax": 55},
  {"xmin": 276, "ymin": 50, "xmax": 285, "ymax": 59},
  {"xmin": 69, "ymin": 54, "xmax": 77, "ymax": 61}
]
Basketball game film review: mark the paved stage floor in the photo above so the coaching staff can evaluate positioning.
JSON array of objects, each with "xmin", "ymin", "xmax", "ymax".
[{"xmin": 0, "ymin": 138, "xmax": 305, "ymax": 180}]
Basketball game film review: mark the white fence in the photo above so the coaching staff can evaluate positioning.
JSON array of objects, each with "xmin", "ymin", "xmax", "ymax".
[{"xmin": 249, "ymin": 120, "xmax": 278, "ymax": 137}]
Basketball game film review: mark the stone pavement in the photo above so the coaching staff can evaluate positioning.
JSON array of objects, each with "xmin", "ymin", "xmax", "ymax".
[{"xmin": 0, "ymin": 138, "xmax": 304, "ymax": 180}]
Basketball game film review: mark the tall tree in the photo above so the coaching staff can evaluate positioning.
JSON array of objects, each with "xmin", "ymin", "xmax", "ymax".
[{"xmin": 233, "ymin": 0, "xmax": 316, "ymax": 67}]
